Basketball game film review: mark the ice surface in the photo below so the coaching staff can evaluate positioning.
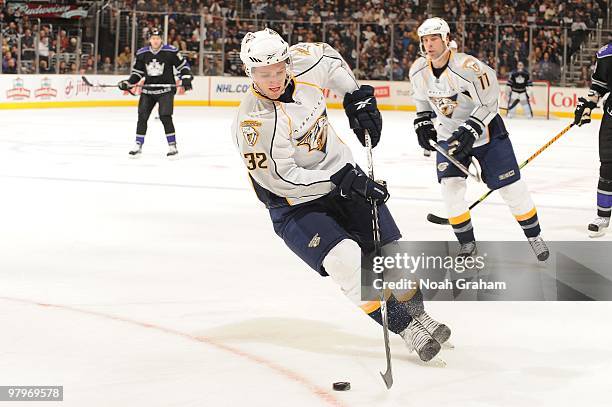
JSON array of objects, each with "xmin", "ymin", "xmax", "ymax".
[{"xmin": 1, "ymin": 107, "xmax": 611, "ymax": 406}]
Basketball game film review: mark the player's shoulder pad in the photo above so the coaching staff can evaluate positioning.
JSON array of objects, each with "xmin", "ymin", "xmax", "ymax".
[
  {"xmin": 136, "ymin": 46, "xmax": 150, "ymax": 55},
  {"xmin": 238, "ymin": 89, "xmax": 276, "ymax": 120},
  {"xmin": 162, "ymin": 44, "xmax": 178, "ymax": 52},
  {"xmin": 290, "ymin": 42, "xmax": 327, "ymax": 75},
  {"xmin": 596, "ymin": 43, "xmax": 612, "ymax": 58},
  {"xmin": 449, "ymin": 52, "xmax": 488, "ymax": 80},
  {"xmin": 408, "ymin": 57, "xmax": 427, "ymax": 78},
  {"xmin": 236, "ymin": 92, "xmax": 276, "ymax": 144}
]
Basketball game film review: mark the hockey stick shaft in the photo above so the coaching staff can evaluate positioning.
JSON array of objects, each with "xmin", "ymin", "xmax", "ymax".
[
  {"xmin": 500, "ymin": 98, "xmax": 520, "ymax": 111},
  {"xmin": 81, "ymin": 76, "xmax": 184, "ymax": 89},
  {"xmin": 365, "ymin": 132, "xmax": 393, "ymax": 389},
  {"xmin": 430, "ymin": 140, "xmax": 481, "ymax": 182},
  {"xmin": 427, "ymin": 122, "xmax": 574, "ymax": 225}
]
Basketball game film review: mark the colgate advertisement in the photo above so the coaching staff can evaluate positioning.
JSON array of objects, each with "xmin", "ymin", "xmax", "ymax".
[
  {"xmin": 551, "ymin": 89, "xmax": 584, "ymax": 109},
  {"xmin": 7, "ymin": 2, "xmax": 89, "ymax": 19}
]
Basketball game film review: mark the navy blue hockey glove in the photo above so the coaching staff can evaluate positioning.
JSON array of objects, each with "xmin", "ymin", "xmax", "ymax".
[
  {"xmin": 181, "ymin": 76, "xmax": 193, "ymax": 91},
  {"xmin": 343, "ymin": 85, "xmax": 382, "ymax": 148},
  {"xmin": 573, "ymin": 96, "xmax": 597, "ymax": 126},
  {"xmin": 330, "ymin": 163, "xmax": 389, "ymax": 203},
  {"xmin": 448, "ymin": 119, "xmax": 482, "ymax": 162},
  {"xmin": 414, "ymin": 112, "xmax": 437, "ymax": 151},
  {"xmin": 118, "ymin": 80, "xmax": 131, "ymax": 91}
]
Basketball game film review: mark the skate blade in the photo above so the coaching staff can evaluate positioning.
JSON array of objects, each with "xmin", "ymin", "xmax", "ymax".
[
  {"xmin": 167, "ymin": 154, "xmax": 179, "ymax": 160},
  {"xmin": 588, "ymin": 229, "xmax": 607, "ymax": 238},
  {"xmin": 129, "ymin": 153, "xmax": 142, "ymax": 159},
  {"xmin": 418, "ymin": 356, "xmax": 447, "ymax": 368},
  {"xmin": 442, "ymin": 341, "xmax": 455, "ymax": 350}
]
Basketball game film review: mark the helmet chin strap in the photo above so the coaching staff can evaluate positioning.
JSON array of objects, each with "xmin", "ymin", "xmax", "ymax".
[
  {"xmin": 430, "ymin": 46, "xmax": 450, "ymax": 65},
  {"xmin": 419, "ymin": 35, "xmax": 450, "ymax": 64}
]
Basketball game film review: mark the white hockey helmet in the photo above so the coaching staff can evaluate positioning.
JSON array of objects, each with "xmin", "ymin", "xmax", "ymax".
[
  {"xmin": 417, "ymin": 17, "xmax": 451, "ymax": 41},
  {"xmin": 240, "ymin": 28, "xmax": 290, "ymax": 78},
  {"xmin": 449, "ymin": 40, "xmax": 458, "ymax": 50},
  {"xmin": 417, "ymin": 17, "xmax": 451, "ymax": 57}
]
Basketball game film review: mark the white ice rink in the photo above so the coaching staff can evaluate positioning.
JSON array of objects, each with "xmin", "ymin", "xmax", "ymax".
[{"xmin": 1, "ymin": 106, "xmax": 611, "ymax": 406}]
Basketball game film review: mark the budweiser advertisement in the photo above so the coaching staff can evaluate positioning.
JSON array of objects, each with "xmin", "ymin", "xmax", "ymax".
[{"xmin": 6, "ymin": 2, "xmax": 89, "ymax": 19}]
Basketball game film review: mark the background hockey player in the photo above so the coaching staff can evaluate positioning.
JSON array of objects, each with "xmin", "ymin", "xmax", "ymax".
[
  {"xmin": 506, "ymin": 61, "xmax": 533, "ymax": 118},
  {"xmin": 574, "ymin": 39, "xmax": 612, "ymax": 237},
  {"xmin": 410, "ymin": 18, "xmax": 549, "ymax": 260},
  {"xmin": 119, "ymin": 28, "xmax": 193, "ymax": 158},
  {"xmin": 233, "ymin": 28, "xmax": 451, "ymax": 362}
]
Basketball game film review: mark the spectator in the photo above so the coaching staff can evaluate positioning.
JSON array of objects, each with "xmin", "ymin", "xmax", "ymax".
[
  {"xmin": 39, "ymin": 59, "xmax": 52, "ymax": 74},
  {"xmin": 58, "ymin": 60, "xmax": 68, "ymax": 74},
  {"xmin": 101, "ymin": 56, "xmax": 113, "ymax": 73},
  {"xmin": 5, "ymin": 57, "xmax": 17, "ymax": 73}
]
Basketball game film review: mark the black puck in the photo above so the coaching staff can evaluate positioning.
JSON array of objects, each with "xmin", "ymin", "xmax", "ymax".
[{"xmin": 332, "ymin": 382, "xmax": 351, "ymax": 391}]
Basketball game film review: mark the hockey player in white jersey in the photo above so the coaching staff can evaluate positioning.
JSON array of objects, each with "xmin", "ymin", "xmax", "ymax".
[
  {"xmin": 233, "ymin": 28, "xmax": 451, "ymax": 362},
  {"xmin": 409, "ymin": 18, "xmax": 549, "ymax": 260}
]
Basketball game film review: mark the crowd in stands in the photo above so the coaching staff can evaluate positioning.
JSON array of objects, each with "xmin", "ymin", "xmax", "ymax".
[
  {"xmin": 1, "ymin": 5, "xmax": 96, "ymax": 75},
  {"xmin": 1, "ymin": 0, "xmax": 609, "ymax": 85}
]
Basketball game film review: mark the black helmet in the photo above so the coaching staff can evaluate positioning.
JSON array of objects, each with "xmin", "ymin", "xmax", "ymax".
[{"xmin": 149, "ymin": 27, "xmax": 163, "ymax": 38}]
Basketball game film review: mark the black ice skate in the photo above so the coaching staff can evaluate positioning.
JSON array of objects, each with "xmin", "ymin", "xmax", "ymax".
[
  {"xmin": 457, "ymin": 241, "xmax": 477, "ymax": 258},
  {"xmin": 400, "ymin": 319, "xmax": 441, "ymax": 362},
  {"xmin": 588, "ymin": 217, "xmax": 610, "ymax": 238},
  {"xmin": 528, "ymin": 235, "xmax": 549, "ymax": 261}
]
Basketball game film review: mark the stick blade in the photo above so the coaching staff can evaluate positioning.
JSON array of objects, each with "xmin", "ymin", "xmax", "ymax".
[
  {"xmin": 380, "ymin": 369, "xmax": 393, "ymax": 389},
  {"xmin": 427, "ymin": 213, "xmax": 450, "ymax": 225}
]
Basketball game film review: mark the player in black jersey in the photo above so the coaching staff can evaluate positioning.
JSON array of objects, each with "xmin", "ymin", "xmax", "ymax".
[
  {"xmin": 118, "ymin": 28, "xmax": 193, "ymax": 158},
  {"xmin": 506, "ymin": 61, "xmax": 533, "ymax": 118},
  {"xmin": 574, "ymin": 40, "xmax": 612, "ymax": 237}
]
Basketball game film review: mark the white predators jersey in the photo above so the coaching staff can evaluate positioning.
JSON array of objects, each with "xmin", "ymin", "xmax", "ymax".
[
  {"xmin": 409, "ymin": 51, "xmax": 506, "ymax": 148},
  {"xmin": 232, "ymin": 42, "xmax": 360, "ymax": 207}
]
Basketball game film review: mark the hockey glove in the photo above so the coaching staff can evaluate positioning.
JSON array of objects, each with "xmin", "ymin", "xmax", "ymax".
[
  {"xmin": 118, "ymin": 80, "xmax": 131, "ymax": 91},
  {"xmin": 414, "ymin": 112, "xmax": 437, "ymax": 151},
  {"xmin": 448, "ymin": 119, "xmax": 482, "ymax": 162},
  {"xmin": 343, "ymin": 85, "xmax": 383, "ymax": 148},
  {"xmin": 330, "ymin": 163, "xmax": 389, "ymax": 203},
  {"xmin": 181, "ymin": 76, "xmax": 193, "ymax": 91},
  {"xmin": 574, "ymin": 94, "xmax": 598, "ymax": 126}
]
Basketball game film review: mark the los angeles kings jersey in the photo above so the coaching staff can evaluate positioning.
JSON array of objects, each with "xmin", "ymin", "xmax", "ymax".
[{"xmin": 128, "ymin": 44, "xmax": 192, "ymax": 95}]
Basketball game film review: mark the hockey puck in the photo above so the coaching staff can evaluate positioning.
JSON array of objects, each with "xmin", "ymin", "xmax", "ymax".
[{"xmin": 332, "ymin": 382, "xmax": 351, "ymax": 391}]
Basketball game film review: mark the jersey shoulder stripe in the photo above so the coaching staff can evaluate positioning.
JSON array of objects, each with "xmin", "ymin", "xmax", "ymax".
[
  {"xmin": 136, "ymin": 46, "xmax": 150, "ymax": 55},
  {"xmin": 597, "ymin": 43, "xmax": 612, "ymax": 58},
  {"xmin": 408, "ymin": 57, "xmax": 427, "ymax": 78},
  {"xmin": 161, "ymin": 45, "xmax": 178, "ymax": 52}
]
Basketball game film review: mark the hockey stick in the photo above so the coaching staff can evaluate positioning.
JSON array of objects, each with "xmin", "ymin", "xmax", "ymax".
[
  {"xmin": 500, "ymin": 99, "xmax": 520, "ymax": 111},
  {"xmin": 365, "ymin": 132, "xmax": 393, "ymax": 389},
  {"xmin": 81, "ymin": 76, "xmax": 185, "ymax": 90},
  {"xmin": 426, "ymin": 122, "xmax": 575, "ymax": 225},
  {"xmin": 430, "ymin": 140, "xmax": 481, "ymax": 182}
]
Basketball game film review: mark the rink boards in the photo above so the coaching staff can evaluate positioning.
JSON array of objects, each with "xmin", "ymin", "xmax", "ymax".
[{"xmin": 0, "ymin": 74, "xmax": 603, "ymax": 120}]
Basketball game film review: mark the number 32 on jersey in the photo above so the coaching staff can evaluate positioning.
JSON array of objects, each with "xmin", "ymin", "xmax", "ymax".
[{"xmin": 244, "ymin": 152, "xmax": 267, "ymax": 170}]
